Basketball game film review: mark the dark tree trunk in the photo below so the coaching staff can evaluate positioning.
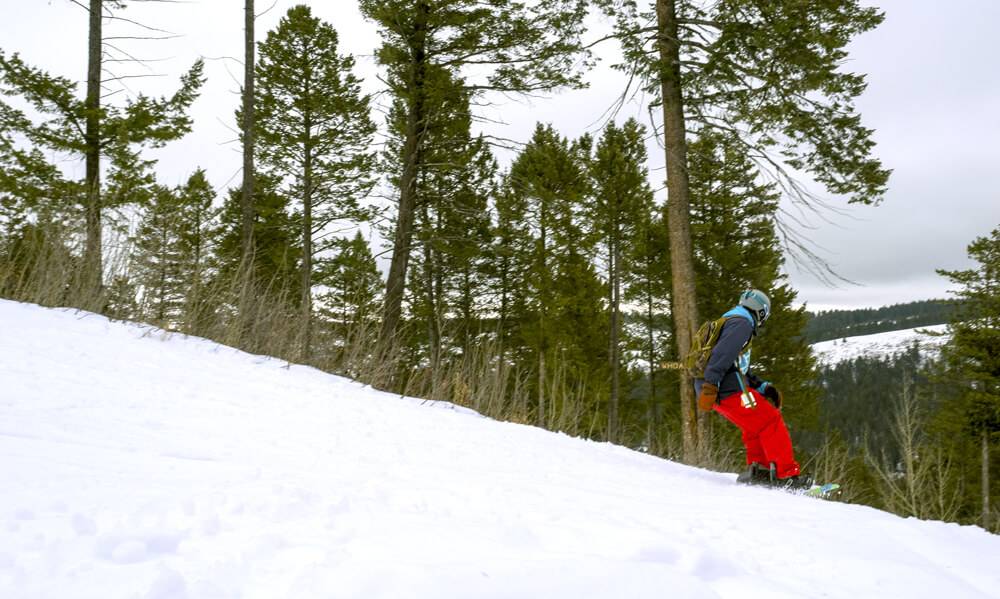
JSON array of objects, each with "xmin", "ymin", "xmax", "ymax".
[
  {"xmin": 83, "ymin": 0, "xmax": 103, "ymax": 301},
  {"xmin": 301, "ymin": 128, "xmax": 313, "ymax": 362},
  {"xmin": 241, "ymin": 0, "xmax": 256, "ymax": 264},
  {"xmin": 498, "ymin": 253, "xmax": 510, "ymax": 365},
  {"xmin": 609, "ymin": 229, "xmax": 621, "ymax": 443},
  {"xmin": 537, "ymin": 209, "xmax": 548, "ymax": 428},
  {"xmin": 461, "ymin": 268, "xmax": 472, "ymax": 355},
  {"xmin": 645, "ymin": 260, "xmax": 657, "ymax": 449},
  {"xmin": 422, "ymin": 206, "xmax": 441, "ymax": 370},
  {"xmin": 379, "ymin": 2, "xmax": 429, "ymax": 355},
  {"xmin": 984, "ymin": 431, "xmax": 991, "ymax": 530},
  {"xmin": 656, "ymin": 0, "xmax": 700, "ymax": 461}
]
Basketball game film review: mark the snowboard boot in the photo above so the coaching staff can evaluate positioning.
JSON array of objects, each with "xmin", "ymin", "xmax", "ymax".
[
  {"xmin": 776, "ymin": 473, "xmax": 814, "ymax": 491},
  {"xmin": 737, "ymin": 462, "xmax": 773, "ymax": 486}
]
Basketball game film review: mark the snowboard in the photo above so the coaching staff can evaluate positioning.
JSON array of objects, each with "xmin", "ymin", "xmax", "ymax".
[
  {"xmin": 803, "ymin": 482, "xmax": 841, "ymax": 499},
  {"xmin": 738, "ymin": 476, "xmax": 841, "ymax": 499}
]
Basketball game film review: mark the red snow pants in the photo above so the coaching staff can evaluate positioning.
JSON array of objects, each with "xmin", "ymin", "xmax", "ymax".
[{"xmin": 714, "ymin": 389, "xmax": 801, "ymax": 479}]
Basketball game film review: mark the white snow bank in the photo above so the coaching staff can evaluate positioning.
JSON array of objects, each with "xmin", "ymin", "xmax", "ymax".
[
  {"xmin": 1, "ymin": 300, "xmax": 996, "ymax": 599},
  {"xmin": 811, "ymin": 324, "xmax": 950, "ymax": 366}
]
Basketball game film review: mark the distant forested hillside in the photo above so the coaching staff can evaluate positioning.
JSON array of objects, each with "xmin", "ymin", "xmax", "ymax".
[{"xmin": 804, "ymin": 299, "xmax": 957, "ymax": 343}]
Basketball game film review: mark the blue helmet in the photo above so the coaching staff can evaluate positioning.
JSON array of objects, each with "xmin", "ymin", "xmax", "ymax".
[{"xmin": 739, "ymin": 289, "xmax": 771, "ymax": 326}]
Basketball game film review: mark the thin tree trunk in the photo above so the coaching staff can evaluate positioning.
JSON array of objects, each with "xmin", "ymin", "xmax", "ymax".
[
  {"xmin": 984, "ymin": 430, "xmax": 991, "ymax": 530},
  {"xmin": 461, "ymin": 268, "xmax": 472, "ymax": 354},
  {"xmin": 538, "ymin": 348, "xmax": 546, "ymax": 428},
  {"xmin": 433, "ymin": 210, "xmax": 445, "ymax": 365},
  {"xmin": 379, "ymin": 1, "xmax": 429, "ymax": 355},
  {"xmin": 646, "ymin": 270, "xmax": 656, "ymax": 449},
  {"xmin": 301, "ymin": 132, "xmax": 313, "ymax": 361},
  {"xmin": 422, "ymin": 206, "xmax": 440, "ymax": 370},
  {"xmin": 157, "ymin": 219, "xmax": 167, "ymax": 322},
  {"xmin": 537, "ymin": 209, "xmax": 548, "ymax": 428},
  {"xmin": 498, "ymin": 252, "xmax": 509, "ymax": 365},
  {"xmin": 237, "ymin": 0, "xmax": 257, "ymax": 347},
  {"xmin": 609, "ymin": 231, "xmax": 620, "ymax": 443},
  {"xmin": 188, "ymin": 204, "xmax": 203, "ymax": 333},
  {"xmin": 656, "ymin": 0, "xmax": 699, "ymax": 461},
  {"xmin": 241, "ymin": 0, "xmax": 256, "ymax": 264},
  {"xmin": 83, "ymin": 0, "xmax": 103, "ymax": 302}
]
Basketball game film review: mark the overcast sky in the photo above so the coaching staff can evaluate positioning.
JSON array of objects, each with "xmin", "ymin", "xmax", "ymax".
[{"xmin": 3, "ymin": 0, "xmax": 998, "ymax": 311}]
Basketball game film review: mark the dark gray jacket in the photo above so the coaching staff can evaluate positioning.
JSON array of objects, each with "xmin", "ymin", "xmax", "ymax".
[{"xmin": 701, "ymin": 307, "xmax": 761, "ymax": 397}]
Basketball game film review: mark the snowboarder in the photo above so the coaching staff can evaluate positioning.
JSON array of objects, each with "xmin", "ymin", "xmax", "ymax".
[{"xmin": 695, "ymin": 289, "xmax": 810, "ymax": 488}]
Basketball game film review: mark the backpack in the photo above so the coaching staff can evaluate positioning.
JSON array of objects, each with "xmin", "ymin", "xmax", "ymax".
[{"xmin": 683, "ymin": 316, "xmax": 752, "ymax": 378}]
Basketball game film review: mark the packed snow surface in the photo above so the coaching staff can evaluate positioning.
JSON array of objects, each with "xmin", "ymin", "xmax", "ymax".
[
  {"xmin": 1, "ymin": 300, "xmax": 997, "ymax": 599},
  {"xmin": 811, "ymin": 324, "xmax": 949, "ymax": 366}
]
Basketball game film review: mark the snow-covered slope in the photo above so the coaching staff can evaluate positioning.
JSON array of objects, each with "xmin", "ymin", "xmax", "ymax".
[
  {"xmin": 811, "ymin": 324, "xmax": 950, "ymax": 366},
  {"xmin": 1, "ymin": 300, "xmax": 997, "ymax": 599}
]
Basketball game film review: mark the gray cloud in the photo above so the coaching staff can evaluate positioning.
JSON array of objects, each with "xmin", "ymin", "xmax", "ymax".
[{"xmin": 784, "ymin": 0, "xmax": 1000, "ymax": 309}]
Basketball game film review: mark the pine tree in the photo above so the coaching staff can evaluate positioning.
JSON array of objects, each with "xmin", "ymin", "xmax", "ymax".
[
  {"xmin": 255, "ymin": 5, "xmax": 377, "ymax": 360},
  {"xmin": 0, "ymin": 140, "xmax": 77, "ymax": 300},
  {"xmin": 215, "ymin": 176, "xmax": 301, "ymax": 305},
  {"xmin": 360, "ymin": 0, "xmax": 591, "ymax": 350},
  {"xmin": 132, "ymin": 170, "xmax": 217, "ymax": 328},
  {"xmin": 384, "ymin": 72, "xmax": 497, "ymax": 367},
  {"xmin": 623, "ymin": 208, "xmax": 672, "ymax": 448},
  {"xmin": 937, "ymin": 227, "xmax": 1000, "ymax": 530},
  {"xmin": 134, "ymin": 185, "xmax": 186, "ymax": 325},
  {"xmin": 316, "ymin": 232, "xmax": 382, "ymax": 352},
  {"xmin": 549, "ymin": 244, "xmax": 610, "ymax": 432},
  {"xmin": 242, "ymin": 0, "xmax": 256, "ymax": 265},
  {"xmin": 442, "ymin": 137, "xmax": 496, "ymax": 356},
  {"xmin": 491, "ymin": 183, "xmax": 535, "ymax": 367},
  {"xmin": 0, "ymin": 141, "xmax": 72, "ymax": 240},
  {"xmin": 0, "ymin": 46, "xmax": 203, "ymax": 304},
  {"xmin": 587, "ymin": 118, "xmax": 655, "ymax": 442},
  {"xmin": 599, "ymin": 0, "xmax": 890, "ymax": 459},
  {"xmin": 500, "ymin": 123, "xmax": 593, "ymax": 427},
  {"xmin": 175, "ymin": 170, "xmax": 217, "ymax": 332}
]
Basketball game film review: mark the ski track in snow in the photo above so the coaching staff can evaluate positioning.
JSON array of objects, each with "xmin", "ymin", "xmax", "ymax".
[{"xmin": 1, "ymin": 299, "xmax": 997, "ymax": 598}]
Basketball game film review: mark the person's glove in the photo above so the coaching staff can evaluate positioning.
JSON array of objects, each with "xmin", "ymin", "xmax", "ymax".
[
  {"xmin": 698, "ymin": 382, "xmax": 718, "ymax": 412},
  {"xmin": 760, "ymin": 383, "xmax": 782, "ymax": 409}
]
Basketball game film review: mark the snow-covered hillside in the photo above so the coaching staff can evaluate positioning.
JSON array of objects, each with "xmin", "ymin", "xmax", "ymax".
[
  {"xmin": 2, "ymin": 300, "xmax": 997, "ymax": 599},
  {"xmin": 811, "ymin": 324, "xmax": 950, "ymax": 366}
]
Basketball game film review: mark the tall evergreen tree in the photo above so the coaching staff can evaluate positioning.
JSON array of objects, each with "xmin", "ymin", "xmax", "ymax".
[
  {"xmin": 500, "ymin": 123, "xmax": 593, "ymax": 427},
  {"xmin": 381, "ymin": 72, "xmax": 498, "ymax": 367},
  {"xmin": 624, "ymin": 208, "xmax": 672, "ymax": 447},
  {"xmin": 134, "ymin": 185, "xmax": 186, "ymax": 324},
  {"xmin": 937, "ymin": 227, "xmax": 1000, "ymax": 530},
  {"xmin": 242, "ymin": 0, "xmax": 256, "ymax": 266},
  {"xmin": 587, "ymin": 118, "xmax": 655, "ymax": 442},
  {"xmin": 491, "ymin": 181, "xmax": 536, "ymax": 367},
  {"xmin": 175, "ymin": 170, "xmax": 217, "ymax": 331},
  {"xmin": 442, "ymin": 139, "xmax": 496, "ymax": 356},
  {"xmin": 216, "ymin": 176, "xmax": 301, "ymax": 304},
  {"xmin": 549, "ymin": 244, "xmax": 610, "ymax": 431},
  {"xmin": 0, "ymin": 117, "xmax": 74, "ymax": 239},
  {"xmin": 255, "ymin": 5, "xmax": 377, "ymax": 360},
  {"xmin": 599, "ymin": 0, "xmax": 890, "ymax": 459},
  {"xmin": 359, "ymin": 0, "xmax": 591, "ymax": 351},
  {"xmin": 132, "ymin": 170, "xmax": 217, "ymax": 327},
  {"xmin": 316, "ymin": 232, "xmax": 382, "ymax": 347},
  {"xmin": 0, "ymin": 48, "xmax": 203, "ymax": 305}
]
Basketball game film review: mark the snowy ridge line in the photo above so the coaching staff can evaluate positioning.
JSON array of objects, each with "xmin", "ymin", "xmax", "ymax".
[
  {"xmin": 1, "ymin": 299, "xmax": 998, "ymax": 599},
  {"xmin": 810, "ymin": 324, "xmax": 950, "ymax": 366}
]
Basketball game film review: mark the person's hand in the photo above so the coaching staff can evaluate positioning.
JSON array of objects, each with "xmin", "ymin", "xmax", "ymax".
[
  {"xmin": 763, "ymin": 384, "xmax": 782, "ymax": 409},
  {"xmin": 698, "ymin": 382, "xmax": 718, "ymax": 412}
]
